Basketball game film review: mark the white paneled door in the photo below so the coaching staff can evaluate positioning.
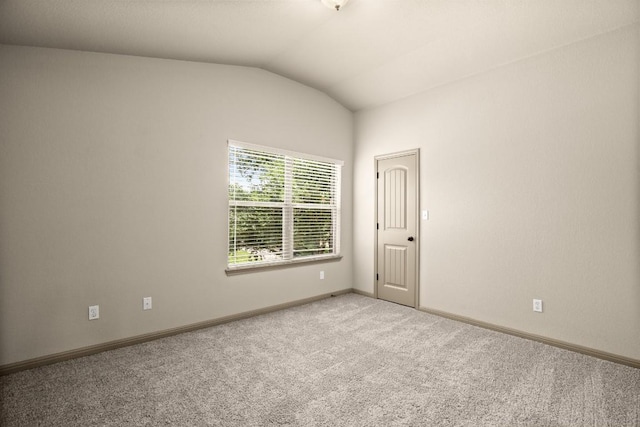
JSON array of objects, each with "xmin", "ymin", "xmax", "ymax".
[{"xmin": 376, "ymin": 152, "xmax": 418, "ymax": 307}]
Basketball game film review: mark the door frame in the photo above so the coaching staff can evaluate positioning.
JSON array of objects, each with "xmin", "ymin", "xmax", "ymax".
[{"xmin": 374, "ymin": 149, "xmax": 420, "ymax": 308}]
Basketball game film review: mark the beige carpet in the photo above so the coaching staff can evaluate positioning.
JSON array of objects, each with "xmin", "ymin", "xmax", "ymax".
[{"xmin": 1, "ymin": 293, "xmax": 639, "ymax": 426}]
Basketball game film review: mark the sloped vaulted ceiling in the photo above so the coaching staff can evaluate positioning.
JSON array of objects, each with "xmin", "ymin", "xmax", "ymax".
[{"xmin": 0, "ymin": 0, "xmax": 638, "ymax": 111}]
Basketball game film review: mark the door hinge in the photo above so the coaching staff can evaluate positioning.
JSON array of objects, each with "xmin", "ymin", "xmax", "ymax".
[
  {"xmin": 376, "ymin": 273, "xmax": 379, "ymax": 281},
  {"xmin": 376, "ymin": 223, "xmax": 379, "ymax": 230},
  {"xmin": 376, "ymin": 172, "xmax": 379, "ymax": 179}
]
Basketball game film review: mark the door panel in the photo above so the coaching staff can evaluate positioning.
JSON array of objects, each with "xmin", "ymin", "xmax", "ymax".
[
  {"xmin": 385, "ymin": 168, "xmax": 406, "ymax": 229},
  {"xmin": 377, "ymin": 153, "xmax": 417, "ymax": 307},
  {"xmin": 384, "ymin": 244, "xmax": 407, "ymax": 289}
]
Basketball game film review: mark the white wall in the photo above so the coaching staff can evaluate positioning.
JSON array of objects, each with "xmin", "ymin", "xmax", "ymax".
[
  {"xmin": 354, "ymin": 24, "xmax": 640, "ymax": 359},
  {"xmin": 0, "ymin": 45, "xmax": 353, "ymax": 366}
]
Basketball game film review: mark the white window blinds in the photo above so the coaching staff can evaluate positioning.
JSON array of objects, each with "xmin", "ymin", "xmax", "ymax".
[{"xmin": 227, "ymin": 140, "xmax": 342, "ymax": 270}]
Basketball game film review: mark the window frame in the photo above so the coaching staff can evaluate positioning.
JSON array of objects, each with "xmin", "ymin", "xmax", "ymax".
[{"xmin": 226, "ymin": 140, "xmax": 343, "ymax": 274}]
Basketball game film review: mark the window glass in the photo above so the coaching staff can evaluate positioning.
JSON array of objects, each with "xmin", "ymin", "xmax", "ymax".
[{"xmin": 228, "ymin": 141, "xmax": 342, "ymax": 270}]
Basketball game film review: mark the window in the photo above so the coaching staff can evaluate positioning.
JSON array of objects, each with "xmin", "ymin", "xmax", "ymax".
[{"xmin": 227, "ymin": 140, "xmax": 342, "ymax": 271}]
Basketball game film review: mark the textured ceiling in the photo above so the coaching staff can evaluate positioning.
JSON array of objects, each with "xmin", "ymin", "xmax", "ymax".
[{"xmin": 1, "ymin": 0, "xmax": 638, "ymax": 111}]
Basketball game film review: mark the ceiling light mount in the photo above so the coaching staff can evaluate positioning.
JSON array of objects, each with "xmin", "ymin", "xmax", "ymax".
[{"xmin": 322, "ymin": 0, "xmax": 349, "ymax": 11}]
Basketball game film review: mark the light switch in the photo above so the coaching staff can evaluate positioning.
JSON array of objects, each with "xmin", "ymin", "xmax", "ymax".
[{"xmin": 422, "ymin": 210, "xmax": 429, "ymax": 220}]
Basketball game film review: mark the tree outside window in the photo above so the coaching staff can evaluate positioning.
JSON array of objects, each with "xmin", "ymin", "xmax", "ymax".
[{"xmin": 228, "ymin": 141, "xmax": 342, "ymax": 270}]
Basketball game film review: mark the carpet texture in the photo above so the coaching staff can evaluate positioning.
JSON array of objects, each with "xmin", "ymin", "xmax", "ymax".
[{"xmin": 1, "ymin": 293, "xmax": 639, "ymax": 426}]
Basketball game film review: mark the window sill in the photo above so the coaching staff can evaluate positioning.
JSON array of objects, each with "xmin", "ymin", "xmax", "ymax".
[{"xmin": 225, "ymin": 255, "xmax": 342, "ymax": 276}]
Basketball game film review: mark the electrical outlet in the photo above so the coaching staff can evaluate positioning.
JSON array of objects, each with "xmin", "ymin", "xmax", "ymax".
[
  {"xmin": 533, "ymin": 299, "xmax": 543, "ymax": 313},
  {"xmin": 319, "ymin": 271, "xmax": 325, "ymax": 280},
  {"xmin": 89, "ymin": 305, "xmax": 99, "ymax": 320},
  {"xmin": 143, "ymin": 297, "xmax": 152, "ymax": 310}
]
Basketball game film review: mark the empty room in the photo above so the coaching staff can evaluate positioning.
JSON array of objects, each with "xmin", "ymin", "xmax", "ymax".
[{"xmin": 1, "ymin": 0, "xmax": 639, "ymax": 425}]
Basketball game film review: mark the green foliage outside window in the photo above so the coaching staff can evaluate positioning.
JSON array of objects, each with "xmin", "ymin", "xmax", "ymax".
[{"xmin": 228, "ymin": 144, "xmax": 340, "ymax": 267}]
